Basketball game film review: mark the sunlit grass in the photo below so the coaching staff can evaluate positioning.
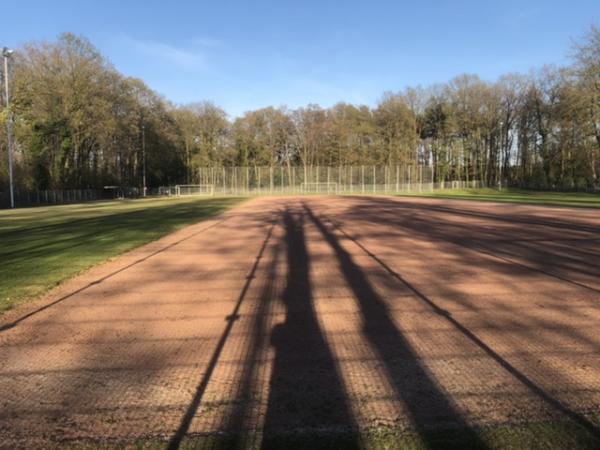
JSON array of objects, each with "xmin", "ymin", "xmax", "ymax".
[
  {"xmin": 404, "ymin": 187, "xmax": 600, "ymax": 208},
  {"xmin": 0, "ymin": 196, "xmax": 245, "ymax": 313}
]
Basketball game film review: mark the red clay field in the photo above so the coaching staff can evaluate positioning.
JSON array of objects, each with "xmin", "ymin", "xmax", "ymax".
[{"xmin": 1, "ymin": 196, "xmax": 599, "ymax": 449}]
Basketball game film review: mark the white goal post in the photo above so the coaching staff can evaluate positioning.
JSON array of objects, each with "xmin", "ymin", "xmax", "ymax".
[
  {"xmin": 175, "ymin": 184, "xmax": 215, "ymax": 196},
  {"xmin": 300, "ymin": 182, "xmax": 339, "ymax": 194},
  {"xmin": 158, "ymin": 186, "xmax": 179, "ymax": 196}
]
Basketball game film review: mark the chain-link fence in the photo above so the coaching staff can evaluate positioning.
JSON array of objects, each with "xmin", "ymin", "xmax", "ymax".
[
  {"xmin": 1, "ymin": 166, "xmax": 484, "ymax": 207},
  {"xmin": 192, "ymin": 165, "xmax": 483, "ymax": 195},
  {"xmin": 0, "ymin": 187, "xmax": 142, "ymax": 208}
]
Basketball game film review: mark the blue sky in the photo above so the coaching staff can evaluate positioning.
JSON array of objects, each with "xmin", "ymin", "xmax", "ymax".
[{"xmin": 2, "ymin": 0, "xmax": 598, "ymax": 117}]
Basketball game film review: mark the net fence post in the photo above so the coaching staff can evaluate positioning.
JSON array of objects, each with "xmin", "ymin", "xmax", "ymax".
[
  {"xmin": 361, "ymin": 165, "xmax": 365, "ymax": 194},
  {"xmin": 245, "ymin": 166, "xmax": 249, "ymax": 194},
  {"xmin": 316, "ymin": 165, "xmax": 320, "ymax": 194},
  {"xmin": 383, "ymin": 166, "xmax": 387, "ymax": 193},
  {"xmin": 303, "ymin": 165, "xmax": 307, "ymax": 195},
  {"xmin": 373, "ymin": 165, "xmax": 376, "ymax": 193},
  {"xmin": 385, "ymin": 165, "xmax": 389, "ymax": 193},
  {"xmin": 431, "ymin": 165, "xmax": 434, "ymax": 191}
]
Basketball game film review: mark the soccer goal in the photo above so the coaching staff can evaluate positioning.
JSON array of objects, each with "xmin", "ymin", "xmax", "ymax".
[
  {"xmin": 300, "ymin": 182, "xmax": 339, "ymax": 194},
  {"xmin": 158, "ymin": 186, "xmax": 179, "ymax": 196},
  {"xmin": 175, "ymin": 184, "xmax": 215, "ymax": 196}
]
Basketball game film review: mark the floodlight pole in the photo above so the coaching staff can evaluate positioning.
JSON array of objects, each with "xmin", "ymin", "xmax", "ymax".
[
  {"xmin": 142, "ymin": 123, "xmax": 147, "ymax": 197},
  {"xmin": 3, "ymin": 47, "xmax": 15, "ymax": 208}
]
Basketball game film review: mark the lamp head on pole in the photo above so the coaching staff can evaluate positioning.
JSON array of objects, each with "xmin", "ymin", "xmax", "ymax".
[{"xmin": 3, "ymin": 47, "xmax": 14, "ymax": 58}]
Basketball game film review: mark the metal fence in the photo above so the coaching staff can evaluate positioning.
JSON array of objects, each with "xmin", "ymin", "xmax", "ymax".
[
  {"xmin": 1, "ymin": 166, "xmax": 484, "ymax": 208},
  {"xmin": 0, "ymin": 189, "xmax": 105, "ymax": 208},
  {"xmin": 194, "ymin": 165, "xmax": 483, "ymax": 195},
  {"xmin": 0, "ymin": 187, "xmax": 143, "ymax": 208}
]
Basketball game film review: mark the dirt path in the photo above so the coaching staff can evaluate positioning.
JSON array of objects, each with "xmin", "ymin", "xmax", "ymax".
[{"xmin": 0, "ymin": 196, "xmax": 599, "ymax": 448}]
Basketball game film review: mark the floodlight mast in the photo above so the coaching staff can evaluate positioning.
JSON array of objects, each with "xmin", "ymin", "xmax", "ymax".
[
  {"xmin": 142, "ymin": 123, "xmax": 146, "ymax": 196},
  {"xmin": 3, "ymin": 47, "xmax": 15, "ymax": 208}
]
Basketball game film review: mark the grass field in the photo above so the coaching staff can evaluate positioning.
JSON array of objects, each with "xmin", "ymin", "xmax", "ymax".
[
  {"xmin": 0, "ymin": 196, "xmax": 244, "ymax": 313},
  {"xmin": 408, "ymin": 187, "xmax": 600, "ymax": 208}
]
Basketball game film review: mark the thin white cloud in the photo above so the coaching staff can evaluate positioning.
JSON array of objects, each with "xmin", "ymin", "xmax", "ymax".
[
  {"xmin": 121, "ymin": 36, "xmax": 208, "ymax": 70},
  {"xmin": 190, "ymin": 37, "xmax": 223, "ymax": 48},
  {"xmin": 501, "ymin": 7, "xmax": 544, "ymax": 28}
]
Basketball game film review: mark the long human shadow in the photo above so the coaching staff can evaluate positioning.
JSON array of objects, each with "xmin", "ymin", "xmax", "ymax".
[
  {"xmin": 313, "ymin": 205, "xmax": 600, "ymax": 443},
  {"xmin": 222, "ymin": 229, "xmax": 283, "ymax": 449},
  {"xmin": 261, "ymin": 208, "xmax": 359, "ymax": 449},
  {"xmin": 166, "ymin": 219, "xmax": 278, "ymax": 450},
  {"xmin": 304, "ymin": 205, "xmax": 488, "ymax": 449}
]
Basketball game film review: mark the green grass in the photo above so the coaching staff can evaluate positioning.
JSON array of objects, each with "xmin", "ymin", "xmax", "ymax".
[
  {"xmin": 48, "ymin": 419, "xmax": 600, "ymax": 449},
  {"xmin": 403, "ymin": 187, "xmax": 600, "ymax": 208},
  {"xmin": 0, "ymin": 196, "xmax": 245, "ymax": 313}
]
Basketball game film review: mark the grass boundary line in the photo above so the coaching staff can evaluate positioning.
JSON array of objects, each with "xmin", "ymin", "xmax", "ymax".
[{"xmin": 0, "ymin": 206, "xmax": 239, "ymax": 330}]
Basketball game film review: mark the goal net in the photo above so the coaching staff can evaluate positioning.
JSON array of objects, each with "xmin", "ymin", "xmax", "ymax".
[
  {"xmin": 175, "ymin": 184, "xmax": 215, "ymax": 196},
  {"xmin": 158, "ymin": 186, "xmax": 178, "ymax": 196},
  {"xmin": 300, "ymin": 182, "xmax": 339, "ymax": 194}
]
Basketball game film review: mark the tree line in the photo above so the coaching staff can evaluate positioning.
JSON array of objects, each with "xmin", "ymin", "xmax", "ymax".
[{"xmin": 1, "ymin": 27, "xmax": 599, "ymax": 191}]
